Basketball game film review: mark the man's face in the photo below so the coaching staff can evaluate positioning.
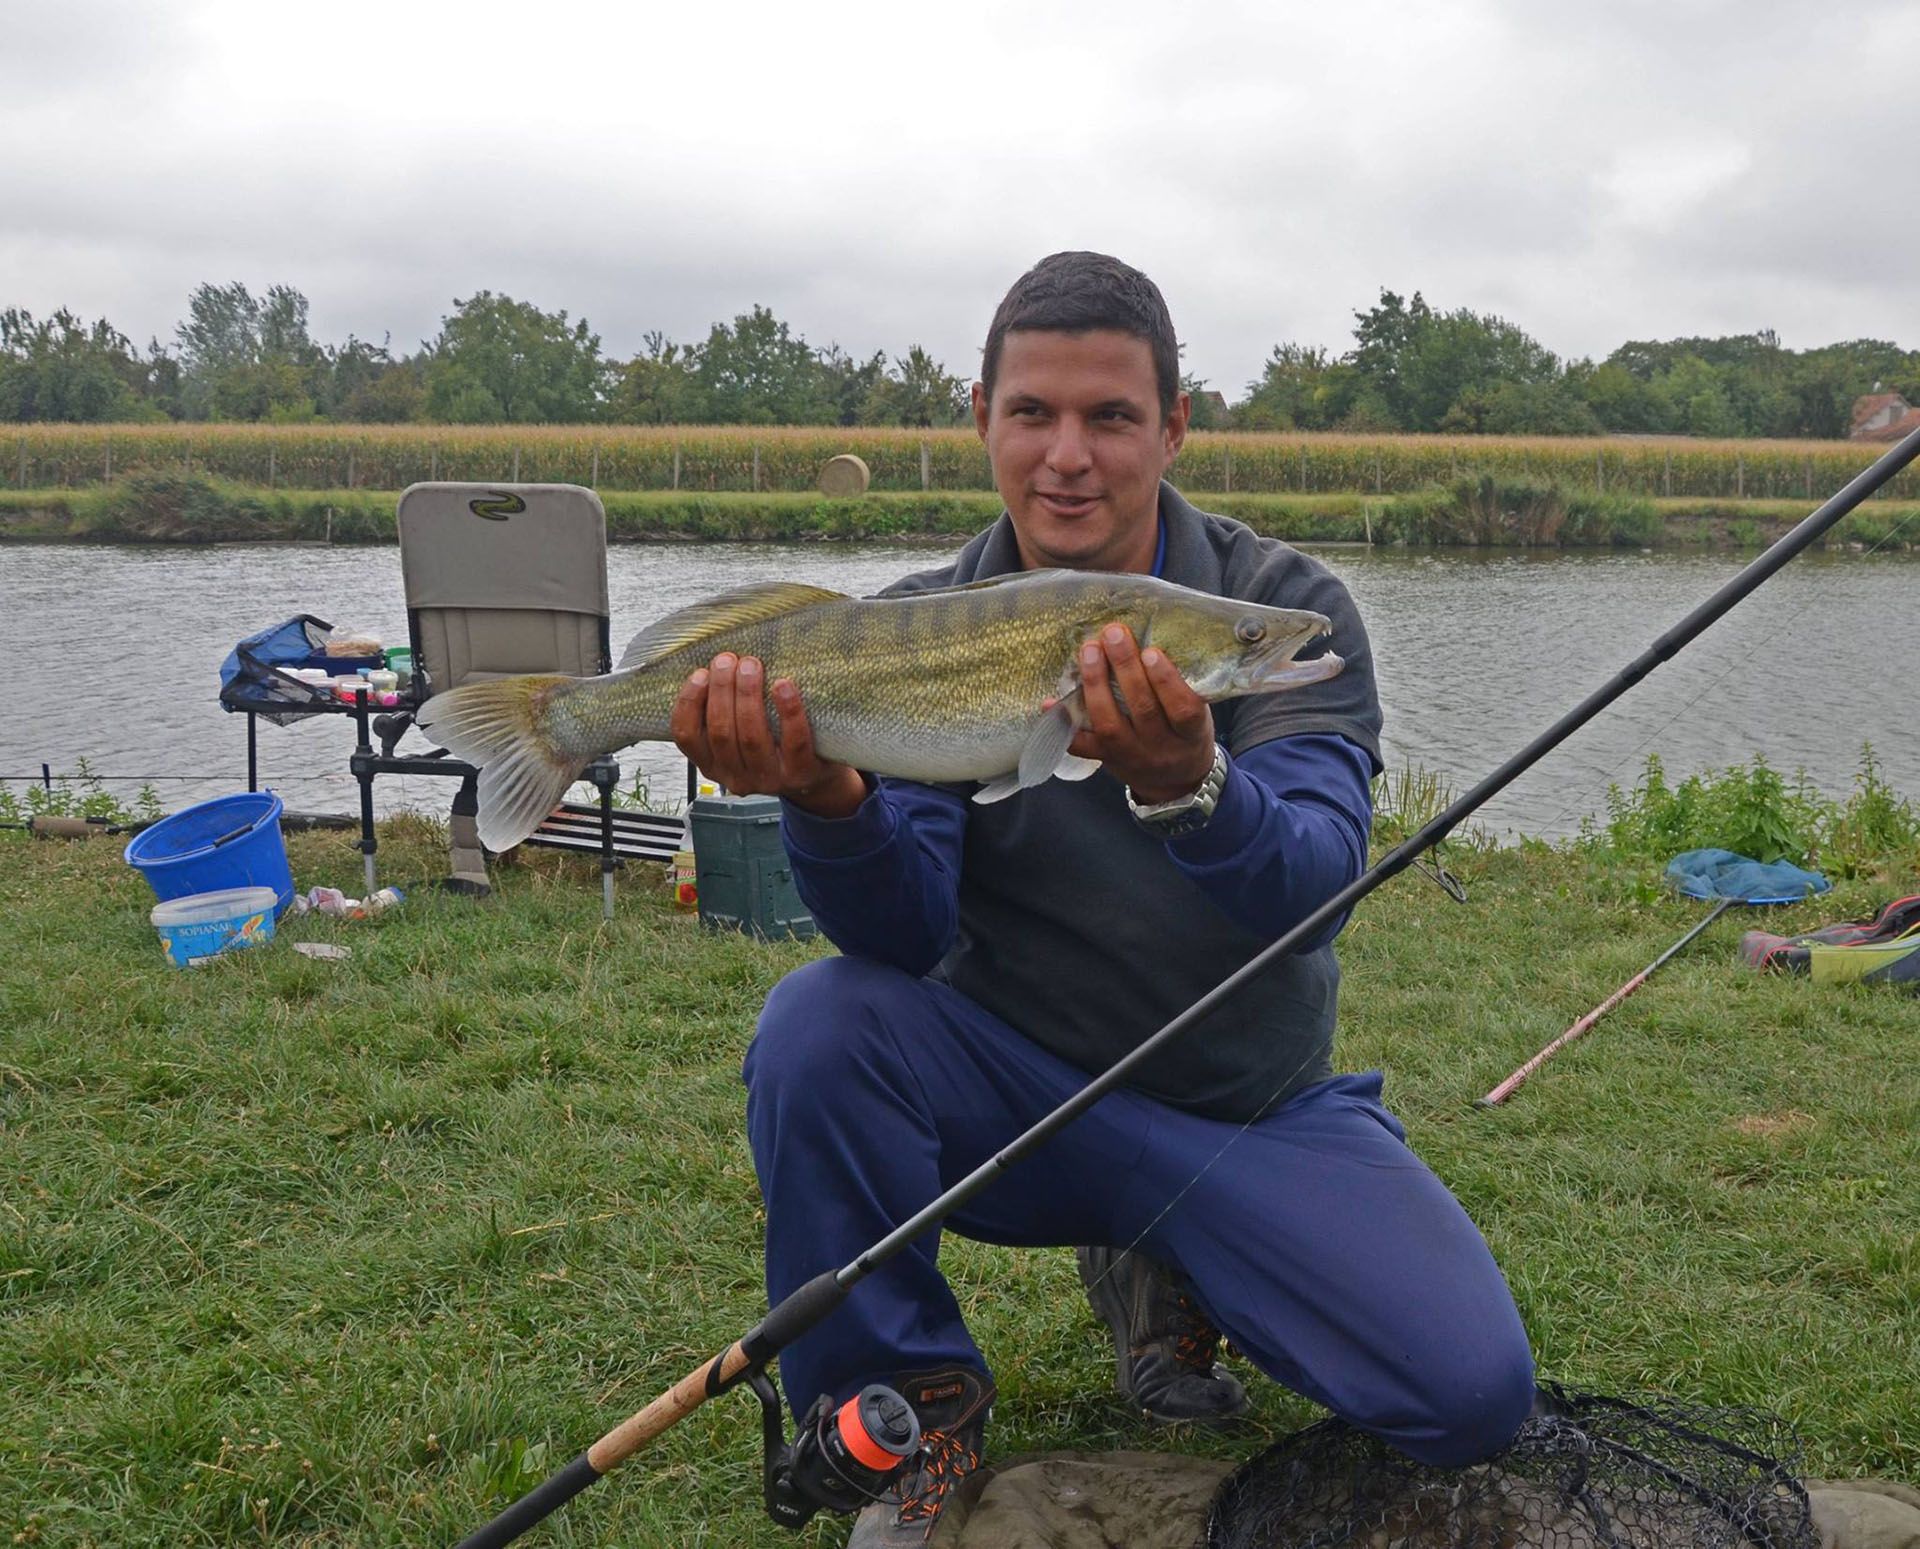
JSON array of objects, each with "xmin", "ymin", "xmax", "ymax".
[{"xmin": 973, "ymin": 328, "xmax": 1190, "ymax": 574}]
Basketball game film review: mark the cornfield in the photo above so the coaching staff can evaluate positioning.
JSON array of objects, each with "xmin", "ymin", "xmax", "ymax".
[{"xmin": 6, "ymin": 424, "xmax": 1914, "ymax": 501}]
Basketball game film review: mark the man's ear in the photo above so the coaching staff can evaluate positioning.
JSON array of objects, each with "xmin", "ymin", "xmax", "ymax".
[
  {"xmin": 972, "ymin": 380, "xmax": 990, "ymax": 440},
  {"xmin": 1162, "ymin": 389, "xmax": 1192, "ymax": 465}
]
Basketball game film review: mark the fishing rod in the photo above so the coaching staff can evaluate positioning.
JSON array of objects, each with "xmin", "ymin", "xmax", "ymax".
[
  {"xmin": 0, "ymin": 814, "xmax": 158, "ymax": 838},
  {"xmin": 455, "ymin": 422, "xmax": 1920, "ymax": 1549}
]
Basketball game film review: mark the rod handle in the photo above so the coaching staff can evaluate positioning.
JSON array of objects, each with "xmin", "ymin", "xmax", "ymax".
[
  {"xmin": 449, "ymin": 1340, "xmax": 752, "ymax": 1549},
  {"xmin": 587, "ymin": 1340, "xmax": 753, "ymax": 1473},
  {"xmin": 1477, "ymin": 897, "xmax": 1739, "ymax": 1106},
  {"xmin": 447, "ymin": 1275, "xmax": 847, "ymax": 1546},
  {"xmin": 29, "ymin": 816, "xmax": 103, "ymax": 838}
]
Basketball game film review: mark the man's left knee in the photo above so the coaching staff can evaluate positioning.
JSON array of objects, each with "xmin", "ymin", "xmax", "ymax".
[{"xmin": 1395, "ymin": 1338, "xmax": 1537, "ymax": 1468}]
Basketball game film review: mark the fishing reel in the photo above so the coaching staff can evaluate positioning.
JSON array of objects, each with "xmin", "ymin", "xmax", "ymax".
[{"xmin": 748, "ymin": 1369, "xmax": 921, "ymax": 1529}]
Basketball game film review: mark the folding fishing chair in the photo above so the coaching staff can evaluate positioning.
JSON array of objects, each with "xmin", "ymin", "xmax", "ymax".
[{"xmin": 349, "ymin": 482, "xmax": 675, "ymax": 918}]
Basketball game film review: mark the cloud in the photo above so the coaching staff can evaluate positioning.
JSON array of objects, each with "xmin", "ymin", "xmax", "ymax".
[
  {"xmin": 1600, "ymin": 140, "xmax": 1755, "ymax": 232},
  {"xmin": 0, "ymin": 1, "xmax": 189, "ymax": 105},
  {"xmin": 4, "ymin": 0, "xmax": 1918, "ymax": 394}
]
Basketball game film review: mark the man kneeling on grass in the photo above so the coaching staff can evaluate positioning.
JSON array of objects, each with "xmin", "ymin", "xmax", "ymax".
[{"xmin": 671, "ymin": 250, "xmax": 1537, "ymax": 1544}]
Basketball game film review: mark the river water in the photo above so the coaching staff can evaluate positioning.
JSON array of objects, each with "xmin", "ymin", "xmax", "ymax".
[{"xmin": 4, "ymin": 541, "xmax": 1914, "ymax": 839}]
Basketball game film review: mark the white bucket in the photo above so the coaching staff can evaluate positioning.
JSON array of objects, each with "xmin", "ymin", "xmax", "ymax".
[{"xmin": 150, "ymin": 885, "xmax": 279, "ymax": 967}]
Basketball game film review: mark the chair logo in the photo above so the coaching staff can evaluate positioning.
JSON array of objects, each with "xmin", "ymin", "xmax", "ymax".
[{"xmin": 468, "ymin": 491, "xmax": 526, "ymax": 520}]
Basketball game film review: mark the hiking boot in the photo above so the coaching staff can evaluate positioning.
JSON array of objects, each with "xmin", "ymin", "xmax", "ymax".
[
  {"xmin": 846, "ymin": 1365, "xmax": 993, "ymax": 1546},
  {"xmin": 1077, "ymin": 1245, "xmax": 1249, "ymax": 1424}
]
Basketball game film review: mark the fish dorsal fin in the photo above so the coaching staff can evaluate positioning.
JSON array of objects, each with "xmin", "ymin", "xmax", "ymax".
[
  {"xmin": 618, "ymin": 582, "xmax": 848, "ymax": 670},
  {"xmin": 912, "ymin": 568, "xmax": 1074, "ymax": 597}
]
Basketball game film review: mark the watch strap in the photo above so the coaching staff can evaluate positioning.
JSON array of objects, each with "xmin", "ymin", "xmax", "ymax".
[{"xmin": 1127, "ymin": 742, "xmax": 1228, "ymax": 837}]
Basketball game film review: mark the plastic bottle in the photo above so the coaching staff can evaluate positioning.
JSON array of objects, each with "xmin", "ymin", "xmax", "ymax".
[{"xmin": 345, "ymin": 886, "xmax": 405, "ymax": 920}]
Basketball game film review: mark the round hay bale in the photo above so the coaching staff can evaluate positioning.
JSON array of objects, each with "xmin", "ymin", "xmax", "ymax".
[{"xmin": 819, "ymin": 454, "xmax": 871, "ymax": 497}]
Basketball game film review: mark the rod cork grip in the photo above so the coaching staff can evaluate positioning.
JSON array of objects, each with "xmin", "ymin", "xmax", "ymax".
[
  {"xmin": 30, "ymin": 816, "xmax": 99, "ymax": 838},
  {"xmin": 452, "ymin": 1450, "xmax": 600, "ymax": 1549},
  {"xmin": 587, "ymin": 1340, "xmax": 753, "ymax": 1472},
  {"xmin": 742, "ymin": 1271, "xmax": 849, "ymax": 1366}
]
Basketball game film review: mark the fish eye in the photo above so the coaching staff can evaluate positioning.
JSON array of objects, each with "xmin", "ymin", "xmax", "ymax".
[{"xmin": 1235, "ymin": 618, "xmax": 1266, "ymax": 644}]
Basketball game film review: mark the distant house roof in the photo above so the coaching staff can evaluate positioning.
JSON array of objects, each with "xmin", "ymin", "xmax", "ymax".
[
  {"xmin": 1850, "ymin": 391, "xmax": 1914, "ymax": 439},
  {"xmin": 1857, "ymin": 410, "xmax": 1920, "ymax": 442}
]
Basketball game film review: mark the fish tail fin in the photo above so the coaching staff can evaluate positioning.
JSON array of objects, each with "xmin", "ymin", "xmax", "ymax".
[{"xmin": 413, "ymin": 675, "xmax": 585, "ymax": 851}]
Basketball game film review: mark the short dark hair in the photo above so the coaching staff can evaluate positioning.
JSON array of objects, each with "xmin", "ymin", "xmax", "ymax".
[{"xmin": 980, "ymin": 251, "xmax": 1181, "ymax": 418}]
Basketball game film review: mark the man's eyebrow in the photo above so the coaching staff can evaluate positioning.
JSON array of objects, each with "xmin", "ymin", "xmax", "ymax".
[{"xmin": 997, "ymin": 390, "xmax": 1150, "ymax": 417}]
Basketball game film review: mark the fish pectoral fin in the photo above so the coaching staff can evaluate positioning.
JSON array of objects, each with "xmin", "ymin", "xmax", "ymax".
[
  {"xmin": 618, "ymin": 581, "xmax": 848, "ymax": 670},
  {"xmin": 1043, "ymin": 681, "xmax": 1100, "ymax": 780},
  {"xmin": 971, "ymin": 743, "xmax": 1100, "ymax": 807},
  {"xmin": 972, "ymin": 773, "xmax": 1022, "ymax": 804},
  {"xmin": 1016, "ymin": 700, "xmax": 1080, "ymax": 790},
  {"xmin": 972, "ymin": 690, "xmax": 1099, "ymax": 803},
  {"xmin": 1043, "ymin": 686, "xmax": 1098, "ymax": 779}
]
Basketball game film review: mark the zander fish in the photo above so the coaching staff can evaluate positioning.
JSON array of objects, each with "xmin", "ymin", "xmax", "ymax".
[{"xmin": 415, "ymin": 569, "xmax": 1343, "ymax": 851}]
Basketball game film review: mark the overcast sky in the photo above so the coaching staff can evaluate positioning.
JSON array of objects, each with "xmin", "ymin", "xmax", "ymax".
[{"xmin": 6, "ymin": 0, "xmax": 1917, "ymax": 398}]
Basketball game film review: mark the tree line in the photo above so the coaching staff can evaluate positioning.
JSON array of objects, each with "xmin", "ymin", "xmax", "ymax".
[
  {"xmin": 1227, "ymin": 291, "xmax": 1920, "ymax": 440},
  {"xmin": 0, "ymin": 287, "xmax": 972, "ymax": 429},
  {"xmin": 5, "ymin": 282, "xmax": 1917, "ymax": 438}
]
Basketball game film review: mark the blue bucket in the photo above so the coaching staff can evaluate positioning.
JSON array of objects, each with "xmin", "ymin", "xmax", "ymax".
[{"xmin": 125, "ymin": 792, "xmax": 295, "ymax": 917}]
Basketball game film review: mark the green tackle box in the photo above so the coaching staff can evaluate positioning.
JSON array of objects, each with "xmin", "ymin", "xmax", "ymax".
[{"xmin": 688, "ymin": 794, "xmax": 816, "ymax": 942}]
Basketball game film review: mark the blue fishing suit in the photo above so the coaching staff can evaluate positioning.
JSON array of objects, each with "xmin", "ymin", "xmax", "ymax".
[{"xmin": 745, "ymin": 486, "xmax": 1535, "ymax": 1467}]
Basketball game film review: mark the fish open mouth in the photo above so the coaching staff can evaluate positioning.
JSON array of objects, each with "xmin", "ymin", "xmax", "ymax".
[
  {"xmin": 1240, "ymin": 616, "xmax": 1343, "ymax": 693},
  {"xmin": 1251, "ymin": 650, "xmax": 1345, "ymax": 690}
]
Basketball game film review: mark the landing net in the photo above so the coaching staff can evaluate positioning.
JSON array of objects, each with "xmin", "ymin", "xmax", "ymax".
[{"xmin": 1207, "ymin": 1387, "xmax": 1815, "ymax": 1549}]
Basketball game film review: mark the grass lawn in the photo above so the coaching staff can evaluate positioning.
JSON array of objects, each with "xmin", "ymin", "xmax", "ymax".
[{"xmin": 1, "ymin": 819, "xmax": 1915, "ymax": 1546}]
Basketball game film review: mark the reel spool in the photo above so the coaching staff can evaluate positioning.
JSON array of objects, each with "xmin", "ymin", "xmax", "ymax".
[{"xmin": 759, "ymin": 1377, "xmax": 921, "ymax": 1528}]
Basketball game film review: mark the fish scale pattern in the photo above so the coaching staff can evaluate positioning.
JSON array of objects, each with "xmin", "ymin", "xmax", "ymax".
[{"xmin": 547, "ymin": 572, "xmax": 1328, "ymax": 785}]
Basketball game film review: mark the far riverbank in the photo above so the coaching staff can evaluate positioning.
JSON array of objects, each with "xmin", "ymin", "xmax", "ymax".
[{"xmin": 2, "ymin": 477, "xmax": 1915, "ymax": 550}]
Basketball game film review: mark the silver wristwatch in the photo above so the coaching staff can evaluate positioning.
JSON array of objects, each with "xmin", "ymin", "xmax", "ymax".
[{"xmin": 1126, "ymin": 742, "xmax": 1229, "ymax": 838}]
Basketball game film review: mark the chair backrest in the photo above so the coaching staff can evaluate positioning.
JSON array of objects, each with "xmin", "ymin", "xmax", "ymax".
[{"xmin": 396, "ymin": 483, "xmax": 611, "ymax": 696}]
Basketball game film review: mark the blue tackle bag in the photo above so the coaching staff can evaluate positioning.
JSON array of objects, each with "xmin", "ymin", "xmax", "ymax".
[{"xmin": 218, "ymin": 614, "xmax": 337, "ymax": 724}]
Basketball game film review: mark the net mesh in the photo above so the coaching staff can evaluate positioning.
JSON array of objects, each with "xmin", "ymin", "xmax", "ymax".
[{"xmin": 1207, "ymin": 1387, "xmax": 1815, "ymax": 1549}]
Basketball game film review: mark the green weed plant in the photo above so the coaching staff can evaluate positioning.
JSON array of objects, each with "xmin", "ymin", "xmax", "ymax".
[
  {"xmin": 0, "ymin": 759, "xmax": 161, "ymax": 830},
  {"xmin": 1586, "ymin": 748, "xmax": 1920, "ymax": 881},
  {"xmin": 1371, "ymin": 760, "xmax": 1464, "ymax": 847},
  {"xmin": 8, "ymin": 477, "xmax": 1917, "ymax": 551},
  {"xmin": 1382, "ymin": 473, "xmax": 1665, "ymax": 547}
]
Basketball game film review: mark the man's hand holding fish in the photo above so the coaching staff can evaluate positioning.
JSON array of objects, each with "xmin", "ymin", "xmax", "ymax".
[
  {"xmin": 669, "ymin": 651, "xmax": 868, "ymax": 819},
  {"xmin": 1058, "ymin": 621, "xmax": 1217, "ymax": 805}
]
